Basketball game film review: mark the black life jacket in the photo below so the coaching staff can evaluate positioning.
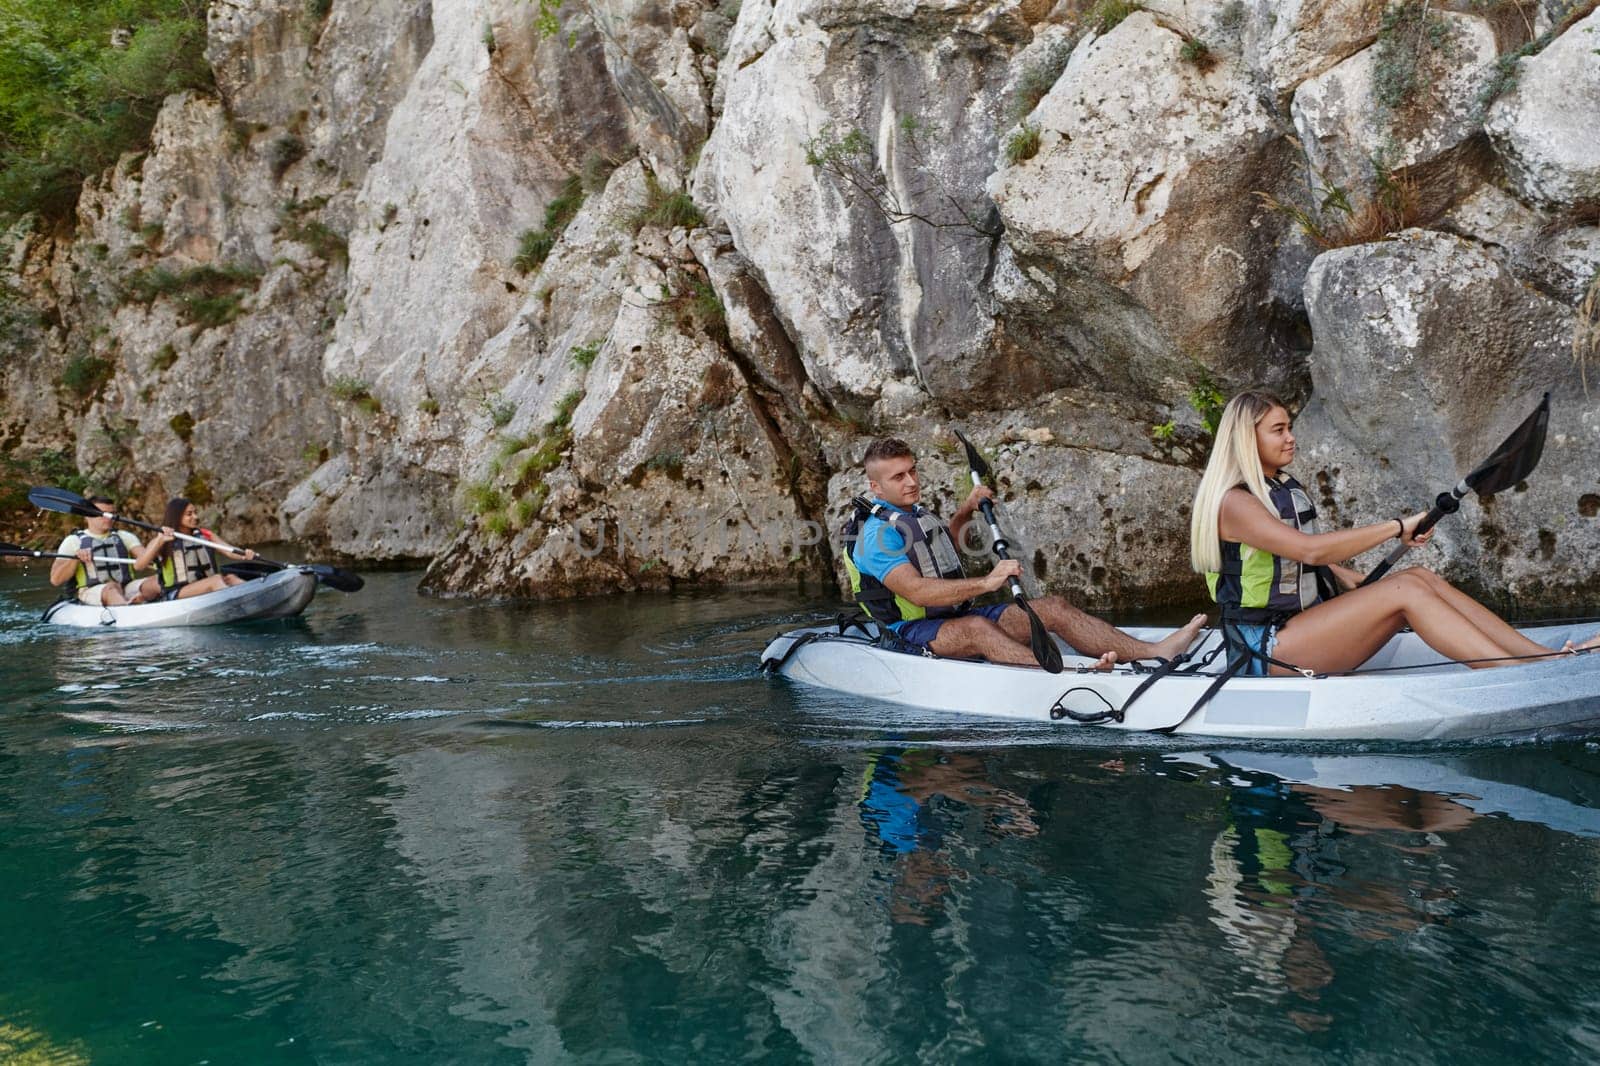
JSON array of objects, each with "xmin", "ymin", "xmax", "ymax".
[
  {"xmin": 841, "ymin": 497, "xmax": 969, "ymax": 625},
  {"xmin": 1209, "ymin": 474, "xmax": 1324, "ymax": 625}
]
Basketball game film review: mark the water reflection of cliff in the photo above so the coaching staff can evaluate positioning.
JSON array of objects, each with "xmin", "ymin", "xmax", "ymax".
[{"xmin": 14, "ymin": 727, "xmax": 1600, "ymax": 1061}]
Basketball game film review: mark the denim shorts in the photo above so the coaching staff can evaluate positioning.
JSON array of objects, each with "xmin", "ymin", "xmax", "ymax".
[
  {"xmin": 1228, "ymin": 623, "xmax": 1280, "ymax": 677},
  {"xmin": 895, "ymin": 603, "xmax": 1011, "ymax": 651}
]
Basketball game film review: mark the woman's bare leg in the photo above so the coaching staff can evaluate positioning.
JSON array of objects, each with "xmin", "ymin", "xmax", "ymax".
[
  {"xmin": 1272, "ymin": 569, "xmax": 1554, "ymax": 674},
  {"xmin": 1401, "ymin": 567, "xmax": 1559, "ymax": 658},
  {"xmin": 176, "ymin": 574, "xmax": 230, "ymax": 599}
]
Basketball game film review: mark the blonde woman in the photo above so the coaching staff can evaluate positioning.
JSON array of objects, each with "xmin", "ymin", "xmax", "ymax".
[{"xmin": 1189, "ymin": 391, "xmax": 1598, "ymax": 675}]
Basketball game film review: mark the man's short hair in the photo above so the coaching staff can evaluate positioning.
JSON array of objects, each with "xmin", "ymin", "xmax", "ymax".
[
  {"xmin": 87, "ymin": 495, "xmax": 115, "ymax": 508},
  {"xmin": 862, "ymin": 438, "xmax": 915, "ymax": 469}
]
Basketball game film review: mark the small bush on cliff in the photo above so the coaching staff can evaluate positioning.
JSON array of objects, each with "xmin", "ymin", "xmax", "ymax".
[
  {"xmin": 121, "ymin": 264, "xmax": 262, "ymax": 329},
  {"xmin": 0, "ymin": 2, "xmax": 213, "ymax": 227},
  {"xmin": 1004, "ymin": 123, "xmax": 1041, "ymax": 165},
  {"xmin": 61, "ymin": 354, "xmax": 113, "ymax": 400},
  {"xmin": 1473, "ymin": 1, "xmax": 1598, "ymax": 118},
  {"xmin": 513, "ymin": 175, "xmax": 584, "ymax": 273},
  {"xmin": 1256, "ymin": 141, "xmax": 1426, "ymax": 250},
  {"xmin": 278, "ymin": 198, "xmax": 348, "ymax": 267},
  {"xmin": 330, "ymin": 376, "xmax": 381, "ymax": 415},
  {"xmin": 0, "ymin": 450, "xmax": 90, "ymax": 515},
  {"xmin": 1089, "ymin": 0, "xmax": 1142, "ymax": 34},
  {"xmin": 804, "ymin": 118, "xmax": 1000, "ymax": 238},
  {"xmin": 268, "ymin": 135, "xmax": 308, "ymax": 181},
  {"xmin": 1179, "ymin": 38, "xmax": 1216, "ymax": 71},
  {"xmin": 628, "ymin": 172, "xmax": 703, "ymax": 233},
  {"xmin": 1371, "ymin": 1, "xmax": 1455, "ymax": 118}
]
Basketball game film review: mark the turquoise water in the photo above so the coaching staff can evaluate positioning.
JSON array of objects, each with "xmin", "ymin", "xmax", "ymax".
[{"xmin": 3, "ymin": 568, "xmax": 1600, "ymax": 1064}]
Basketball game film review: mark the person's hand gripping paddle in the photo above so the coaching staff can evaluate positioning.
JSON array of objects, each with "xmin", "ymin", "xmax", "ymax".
[{"xmin": 953, "ymin": 430, "xmax": 1062, "ymax": 673}]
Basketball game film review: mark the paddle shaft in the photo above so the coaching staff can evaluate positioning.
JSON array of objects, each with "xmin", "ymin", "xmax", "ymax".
[
  {"xmin": 966, "ymin": 471, "xmax": 1027, "ymax": 599},
  {"xmin": 0, "ymin": 546, "xmax": 138, "ymax": 564},
  {"xmin": 1362, "ymin": 481, "xmax": 1467, "ymax": 585}
]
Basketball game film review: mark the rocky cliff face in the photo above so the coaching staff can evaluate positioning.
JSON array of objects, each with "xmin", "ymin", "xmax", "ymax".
[{"xmin": 4, "ymin": 0, "xmax": 1598, "ymax": 609}]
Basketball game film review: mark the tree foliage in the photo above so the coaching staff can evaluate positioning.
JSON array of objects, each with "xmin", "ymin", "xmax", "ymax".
[{"xmin": 0, "ymin": 0, "xmax": 212, "ymax": 227}]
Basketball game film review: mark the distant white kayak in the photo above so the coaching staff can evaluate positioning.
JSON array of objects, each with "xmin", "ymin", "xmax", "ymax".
[
  {"xmin": 42, "ymin": 568, "xmax": 318, "ymax": 629},
  {"xmin": 760, "ymin": 621, "xmax": 1600, "ymax": 742}
]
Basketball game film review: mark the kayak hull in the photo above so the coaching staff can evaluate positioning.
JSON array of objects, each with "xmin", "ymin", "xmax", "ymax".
[
  {"xmin": 760, "ymin": 622, "xmax": 1600, "ymax": 741},
  {"xmin": 41, "ymin": 568, "xmax": 318, "ymax": 629}
]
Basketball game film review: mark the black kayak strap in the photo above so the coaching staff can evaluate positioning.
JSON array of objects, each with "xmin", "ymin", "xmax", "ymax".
[{"xmin": 1152, "ymin": 654, "xmax": 1249, "ymax": 735}]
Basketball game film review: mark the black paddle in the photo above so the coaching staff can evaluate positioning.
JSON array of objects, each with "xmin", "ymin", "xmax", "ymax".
[
  {"xmin": 952, "ymin": 430, "xmax": 1063, "ymax": 674},
  {"xmin": 1361, "ymin": 392, "xmax": 1550, "ymax": 586},
  {"xmin": 26, "ymin": 486, "xmax": 364, "ymax": 592},
  {"xmin": 0, "ymin": 542, "xmax": 139, "ymax": 565}
]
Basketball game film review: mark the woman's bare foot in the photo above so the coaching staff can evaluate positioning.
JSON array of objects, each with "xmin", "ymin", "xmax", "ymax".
[
  {"xmin": 1151, "ymin": 614, "xmax": 1209, "ymax": 660},
  {"xmin": 1562, "ymin": 631, "xmax": 1600, "ymax": 654},
  {"xmin": 1093, "ymin": 651, "xmax": 1118, "ymax": 673}
]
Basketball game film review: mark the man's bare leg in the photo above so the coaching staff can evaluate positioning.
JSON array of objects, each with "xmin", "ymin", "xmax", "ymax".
[
  {"xmin": 998, "ymin": 597, "xmax": 1207, "ymax": 662},
  {"xmin": 927, "ymin": 615, "xmax": 1046, "ymax": 666}
]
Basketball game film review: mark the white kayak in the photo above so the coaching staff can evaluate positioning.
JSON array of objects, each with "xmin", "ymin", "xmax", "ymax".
[
  {"xmin": 760, "ymin": 621, "xmax": 1600, "ymax": 742},
  {"xmin": 41, "ymin": 568, "xmax": 318, "ymax": 629}
]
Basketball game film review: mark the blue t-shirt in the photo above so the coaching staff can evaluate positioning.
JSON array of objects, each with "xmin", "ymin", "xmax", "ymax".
[{"xmin": 851, "ymin": 499, "xmax": 918, "ymax": 632}]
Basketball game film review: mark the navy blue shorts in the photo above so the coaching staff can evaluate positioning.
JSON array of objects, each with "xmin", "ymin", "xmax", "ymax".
[{"xmin": 895, "ymin": 603, "xmax": 1011, "ymax": 651}]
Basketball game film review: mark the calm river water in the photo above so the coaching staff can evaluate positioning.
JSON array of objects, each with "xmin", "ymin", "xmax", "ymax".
[{"xmin": 3, "ymin": 568, "xmax": 1600, "ymax": 1064}]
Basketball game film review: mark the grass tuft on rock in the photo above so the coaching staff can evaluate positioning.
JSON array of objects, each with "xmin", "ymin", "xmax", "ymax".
[
  {"xmin": 1004, "ymin": 123, "xmax": 1041, "ymax": 165},
  {"xmin": 628, "ymin": 172, "xmax": 704, "ymax": 233},
  {"xmin": 121, "ymin": 264, "xmax": 262, "ymax": 330},
  {"xmin": 1089, "ymin": 0, "xmax": 1142, "ymax": 34},
  {"xmin": 512, "ymin": 175, "xmax": 584, "ymax": 275},
  {"xmin": 329, "ymin": 376, "xmax": 382, "ymax": 415},
  {"xmin": 61, "ymin": 354, "xmax": 113, "ymax": 400}
]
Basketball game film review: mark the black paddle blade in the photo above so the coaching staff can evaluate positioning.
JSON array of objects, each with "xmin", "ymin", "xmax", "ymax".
[
  {"xmin": 27, "ymin": 486, "xmax": 101, "ymax": 518},
  {"xmin": 1465, "ymin": 392, "xmax": 1549, "ymax": 497},
  {"xmin": 1019, "ymin": 599, "xmax": 1064, "ymax": 673},
  {"xmin": 309, "ymin": 564, "xmax": 364, "ymax": 592},
  {"xmin": 952, "ymin": 429, "xmax": 992, "ymax": 483}
]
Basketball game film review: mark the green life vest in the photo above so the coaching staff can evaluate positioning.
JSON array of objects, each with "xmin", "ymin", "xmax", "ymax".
[
  {"xmin": 842, "ymin": 496, "xmax": 969, "ymax": 626},
  {"xmin": 1206, "ymin": 474, "xmax": 1323, "ymax": 624}
]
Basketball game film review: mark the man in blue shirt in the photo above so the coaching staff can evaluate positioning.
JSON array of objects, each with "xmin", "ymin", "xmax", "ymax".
[{"xmin": 850, "ymin": 438, "xmax": 1206, "ymax": 666}]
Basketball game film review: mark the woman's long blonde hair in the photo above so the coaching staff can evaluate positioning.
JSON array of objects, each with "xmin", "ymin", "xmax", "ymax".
[{"xmin": 1189, "ymin": 391, "xmax": 1287, "ymax": 574}]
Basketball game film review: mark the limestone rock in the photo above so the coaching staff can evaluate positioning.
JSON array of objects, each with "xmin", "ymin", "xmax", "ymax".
[
  {"xmin": 1242, "ymin": 0, "xmax": 1382, "ymax": 99},
  {"xmin": 1291, "ymin": 11, "xmax": 1498, "ymax": 197},
  {"xmin": 1485, "ymin": 8, "xmax": 1600, "ymax": 209},
  {"xmin": 1297, "ymin": 230, "xmax": 1597, "ymax": 605},
  {"xmin": 695, "ymin": 0, "xmax": 1015, "ymax": 410},
  {"xmin": 988, "ymin": 11, "xmax": 1298, "ymax": 398},
  {"xmin": 1441, "ymin": 183, "xmax": 1600, "ymax": 304}
]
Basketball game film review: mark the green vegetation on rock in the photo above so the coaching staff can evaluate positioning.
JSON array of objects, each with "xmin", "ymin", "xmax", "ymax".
[
  {"xmin": 121, "ymin": 263, "xmax": 262, "ymax": 329},
  {"xmin": 513, "ymin": 175, "xmax": 584, "ymax": 274},
  {"xmin": 0, "ymin": 0, "xmax": 213, "ymax": 227}
]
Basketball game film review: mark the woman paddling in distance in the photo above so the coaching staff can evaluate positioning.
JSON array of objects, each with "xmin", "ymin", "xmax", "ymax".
[
  {"xmin": 1189, "ymin": 391, "xmax": 1600, "ymax": 675},
  {"xmin": 130, "ymin": 497, "xmax": 257, "ymax": 601}
]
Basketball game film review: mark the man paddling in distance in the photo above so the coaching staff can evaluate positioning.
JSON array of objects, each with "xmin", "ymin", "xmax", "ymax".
[
  {"xmin": 130, "ymin": 496, "xmax": 256, "ymax": 601},
  {"xmin": 48, "ymin": 495, "xmax": 148, "ymax": 606},
  {"xmin": 846, "ymin": 438, "xmax": 1208, "ymax": 668}
]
